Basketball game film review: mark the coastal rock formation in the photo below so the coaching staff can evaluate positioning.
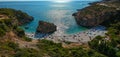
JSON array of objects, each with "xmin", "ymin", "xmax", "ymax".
[
  {"xmin": 73, "ymin": 2, "xmax": 120, "ymax": 27},
  {"xmin": 0, "ymin": 8, "xmax": 34, "ymax": 25},
  {"xmin": 36, "ymin": 21, "xmax": 57, "ymax": 33}
]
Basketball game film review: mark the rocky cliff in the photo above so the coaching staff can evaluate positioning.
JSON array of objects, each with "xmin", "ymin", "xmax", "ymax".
[
  {"xmin": 73, "ymin": 1, "xmax": 120, "ymax": 27},
  {"xmin": 0, "ymin": 8, "xmax": 34, "ymax": 25},
  {"xmin": 36, "ymin": 21, "xmax": 57, "ymax": 33}
]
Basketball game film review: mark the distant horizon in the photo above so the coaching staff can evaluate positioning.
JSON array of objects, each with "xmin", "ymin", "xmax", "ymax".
[{"xmin": 0, "ymin": 0, "xmax": 101, "ymax": 2}]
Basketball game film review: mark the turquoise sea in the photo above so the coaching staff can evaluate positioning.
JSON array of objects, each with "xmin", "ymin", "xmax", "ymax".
[{"xmin": 0, "ymin": 0, "xmax": 100, "ymax": 35}]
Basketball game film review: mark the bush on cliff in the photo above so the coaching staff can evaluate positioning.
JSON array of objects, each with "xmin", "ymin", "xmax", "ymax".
[
  {"xmin": 89, "ymin": 36, "xmax": 117, "ymax": 57},
  {"xmin": 23, "ymin": 36, "xmax": 32, "ymax": 42},
  {"xmin": 0, "ymin": 28, "xmax": 5, "ymax": 37},
  {"xmin": 15, "ymin": 27, "xmax": 25, "ymax": 37},
  {"xmin": 0, "ymin": 19, "xmax": 13, "ymax": 37}
]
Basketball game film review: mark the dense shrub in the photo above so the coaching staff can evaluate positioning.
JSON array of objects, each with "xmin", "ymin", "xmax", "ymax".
[
  {"xmin": 15, "ymin": 27, "xmax": 25, "ymax": 37},
  {"xmin": 0, "ymin": 28, "xmax": 5, "ymax": 37},
  {"xmin": 88, "ymin": 25, "xmax": 120, "ymax": 56},
  {"xmin": 7, "ymin": 42, "xmax": 19, "ymax": 49},
  {"xmin": 37, "ymin": 40, "xmax": 106, "ymax": 57},
  {"xmin": 15, "ymin": 48, "xmax": 42, "ymax": 57}
]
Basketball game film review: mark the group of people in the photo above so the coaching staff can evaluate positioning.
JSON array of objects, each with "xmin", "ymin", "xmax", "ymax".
[
  {"xmin": 45, "ymin": 25, "xmax": 107, "ymax": 43},
  {"xmin": 25, "ymin": 25, "xmax": 107, "ymax": 43}
]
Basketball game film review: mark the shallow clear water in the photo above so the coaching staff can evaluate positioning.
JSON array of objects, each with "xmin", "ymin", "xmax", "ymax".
[{"xmin": 0, "ymin": 1, "xmax": 100, "ymax": 35}]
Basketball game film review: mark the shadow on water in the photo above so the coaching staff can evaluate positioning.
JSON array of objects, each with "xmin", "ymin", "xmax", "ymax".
[{"xmin": 34, "ymin": 33, "xmax": 52, "ymax": 38}]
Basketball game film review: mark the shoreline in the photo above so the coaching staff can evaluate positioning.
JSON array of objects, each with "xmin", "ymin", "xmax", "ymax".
[
  {"xmin": 25, "ymin": 25, "xmax": 107, "ymax": 43},
  {"xmin": 25, "ymin": 0, "xmax": 107, "ymax": 43}
]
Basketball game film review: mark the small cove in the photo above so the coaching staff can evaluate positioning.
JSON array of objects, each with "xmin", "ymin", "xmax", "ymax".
[{"xmin": 0, "ymin": 0, "xmax": 100, "ymax": 37}]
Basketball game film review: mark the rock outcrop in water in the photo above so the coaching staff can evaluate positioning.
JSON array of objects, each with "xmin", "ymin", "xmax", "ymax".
[
  {"xmin": 36, "ymin": 21, "xmax": 57, "ymax": 34},
  {"xmin": 73, "ymin": 0, "xmax": 120, "ymax": 27}
]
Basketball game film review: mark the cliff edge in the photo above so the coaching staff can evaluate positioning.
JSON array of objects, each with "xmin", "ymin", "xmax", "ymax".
[{"xmin": 73, "ymin": 0, "xmax": 120, "ymax": 27}]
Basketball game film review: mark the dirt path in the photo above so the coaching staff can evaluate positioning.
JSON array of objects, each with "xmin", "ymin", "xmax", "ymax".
[
  {"xmin": 14, "ymin": 38, "xmax": 39, "ymax": 50},
  {"xmin": 5, "ymin": 31, "xmax": 39, "ymax": 50}
]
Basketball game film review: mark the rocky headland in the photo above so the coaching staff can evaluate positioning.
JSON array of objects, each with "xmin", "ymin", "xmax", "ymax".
[
  {"xmin": 0, "ymin": 8, "xmax": 34, "ymax": 38},
  {"xmin": 0, "ymin": 8, "xmax": 34, "ymax": 25},
  {"xmin": 36, "ymin": 21, "xmax": 57, "ymax": 34},
  {"xmin": 73, "ymin": 0, "xmax": 120, "ymax": 27}
]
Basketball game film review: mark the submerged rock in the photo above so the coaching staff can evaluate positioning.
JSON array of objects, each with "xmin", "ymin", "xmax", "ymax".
[{"xmin": 36, "ymin": 21, "xmax": 57, "ymax": 34}]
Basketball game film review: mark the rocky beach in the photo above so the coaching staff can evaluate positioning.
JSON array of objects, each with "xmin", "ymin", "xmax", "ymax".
[{"xmin": 25, "ymin": 25, "xmax": 107, "ymax": 43}]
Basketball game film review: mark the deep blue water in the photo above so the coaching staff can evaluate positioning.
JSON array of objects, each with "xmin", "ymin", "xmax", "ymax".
[{"xmin": 0, "ymin": 1, "xmax": 100, "ymax": 34}]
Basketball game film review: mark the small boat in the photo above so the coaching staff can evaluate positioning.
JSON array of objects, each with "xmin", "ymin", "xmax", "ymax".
[{"xmin": 25, "ymin": 26, "xmax": 29, "ymax": 29}]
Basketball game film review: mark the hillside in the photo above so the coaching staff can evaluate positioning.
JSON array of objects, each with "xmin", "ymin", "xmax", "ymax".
[
  {"xmin": 0, "ymin": 18, "xmax": 106, "ymax": 57},
  {"xmin": 0, "ymin": 8, "xmax": 108, "ymax": 57},
  {"xmin": 1, "ymin": 0, "xmax": 120, "ymax": 56}
]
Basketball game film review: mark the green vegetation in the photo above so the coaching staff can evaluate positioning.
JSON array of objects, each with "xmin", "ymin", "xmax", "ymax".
[
  {"xmin": 89, "ymin": 15, "xmax": 120, "ymax": 57},
  {"xmin": 23, "ymin": 36, "xmax": 32, "ymax": 42},
  {"xmin": 0, "ymin": 8, "xmax": 33, "ymax": 41},
  {"xmin": 0, "ymin": 39, "xmax": 39, "ymax": 57},
  {"xmin": 0, "ymin": 39, "xmax": 107, "ymax": 57},
  {"xmin": 0, "ymin": 28, "xmax": 5, "ymax": 37},
  {"xmin": 14, "ymin": 27, "xmax": 25, "ymax": 37},
  {"xmin": 0, "ymin": 8, "xmax": 36, "ymax": 57},
  {"xmin": 89, "ymin": 36, "xmax": 116, "ymax": 57},
  {"xmin": 0, "ymin": 19, "xmax": 26, "ymax": 38},
  {"xmin": 0, "ymin": 40, "xmax": 19, "ymax": 57},
  {"xmin": 36, "ymin": 40, "xmax": 106, "ymax": 57},
  {"xmin": 15, "ymin": 48, "xmax": 42, "ymax": 57},
  {"xmin": 0, "ymin": 19, "xmax": 12, "ymax": 37}
]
